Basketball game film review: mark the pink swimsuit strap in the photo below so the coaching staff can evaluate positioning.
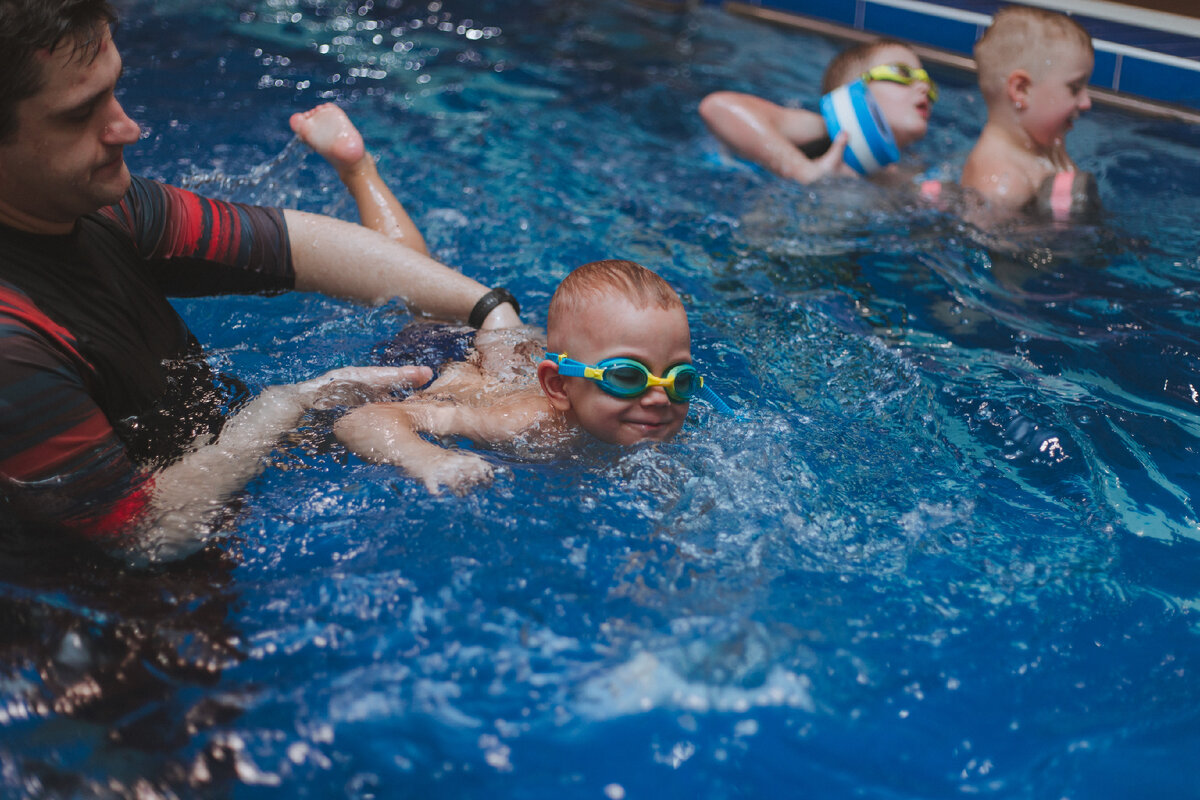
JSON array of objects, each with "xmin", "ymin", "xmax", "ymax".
[{"xmin": 1048, "ymin": 171, "xmax": 1077, "ymax": 222}]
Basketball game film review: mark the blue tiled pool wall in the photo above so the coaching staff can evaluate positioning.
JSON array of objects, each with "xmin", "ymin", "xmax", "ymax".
[{"xmin": 708, "ymin": 0, "xmax": 1200, "ymax": 111}]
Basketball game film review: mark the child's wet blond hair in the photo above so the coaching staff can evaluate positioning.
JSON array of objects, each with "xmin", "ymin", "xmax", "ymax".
[
  {"xmin": 974, "ymin": 6, "xmax": 1093, "ymax": 100},
  {"xmin": 546, "ymin": 259, "xmax": 682, "ymax": 339},
  {"xmin": 821, "ymin": 37, "xmax": 917, "ymax": 94}
]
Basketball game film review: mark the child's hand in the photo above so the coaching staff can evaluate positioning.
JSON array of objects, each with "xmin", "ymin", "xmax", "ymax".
[
  {"xmin": 414, "ymin": 450, "xmax": 494, "ymax": 494},
  {"xmin": 808, "ymin": 131, "xmax": 854, "ymax": 180}
]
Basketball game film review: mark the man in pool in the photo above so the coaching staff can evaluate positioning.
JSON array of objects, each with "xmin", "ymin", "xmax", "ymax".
[
  {"xmin": 699, "ymin": 37, "xmax": 935, "ymax": 183},
  {"xmin": 0, "ymin": 0, "xmax": 520, "ymax": 551},
  {"xmin": 334, "ymin": 259, "xmax": 735, "ymax": 494}
]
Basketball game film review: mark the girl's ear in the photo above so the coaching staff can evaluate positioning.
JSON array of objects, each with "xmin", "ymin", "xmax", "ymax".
[
  {"xmin": 1006, "ymin": 69, "xmax": 1032, "ymax": 108},
  {"xmin": 537, "ymin": 359, "xmax": 573, "ymax": 412}
]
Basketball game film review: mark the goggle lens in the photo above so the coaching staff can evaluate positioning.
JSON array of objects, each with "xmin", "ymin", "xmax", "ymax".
[
  {"xmin": 606, "ymin": 363, "xmax": 652, "ymax": 395},
  {"xmin": 670, "ymin": 366, "xmax": 698, "ymax": 399}
]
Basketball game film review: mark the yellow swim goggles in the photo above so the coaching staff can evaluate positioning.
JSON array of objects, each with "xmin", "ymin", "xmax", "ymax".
[
  {"xmin": 862, "ymin": 62, "xmax": 938, "ymax": 103},
  {"xmin": 545, "ymin": 352, "xmax": 737, "ymax": 416}
]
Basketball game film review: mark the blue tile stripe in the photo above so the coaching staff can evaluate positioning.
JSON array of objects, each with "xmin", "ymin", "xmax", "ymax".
[{"xmin": 716, "ymin": 0, "xmax": 1200, "ymax": 111}]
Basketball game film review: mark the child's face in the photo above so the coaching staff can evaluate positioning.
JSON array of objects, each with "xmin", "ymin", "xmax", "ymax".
[
  {"xmin": 1020, "ymin": 41, "xmax": 1093, "ymax": 148},
  {"xmin": 865, "ymin": 45, "xmax": 934, "ymax": 149},
  {"xmin": 550, "ymin": 294, "xmax": 692, "ymax": 446}
]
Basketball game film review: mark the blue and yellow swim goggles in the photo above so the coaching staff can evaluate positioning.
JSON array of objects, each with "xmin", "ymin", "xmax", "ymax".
[
  {"xmin": 862, "ymin": 63, "xmax": 938, "ymax": 103},
  {"xmin": 546, "ymin": 352, "xmax": 737, "ymax": 416}
]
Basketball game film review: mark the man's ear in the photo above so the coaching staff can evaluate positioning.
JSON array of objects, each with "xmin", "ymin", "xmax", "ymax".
[
  {"xmin": 1006, "ymin": 69, "xmax": 1032, "ymax": 107},
  {"xmin": 537, "ymin": 359, "xmax": 573, "ymax": 412}
]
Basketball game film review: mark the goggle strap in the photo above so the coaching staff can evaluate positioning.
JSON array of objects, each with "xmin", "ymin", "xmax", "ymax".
[
  {"xmin": 697, "ymin": 383, "xmax": 739, "ymax": 418},
  {"xmin": 546, "ymin": 352, "xmax": 587, "ymax": 378}
]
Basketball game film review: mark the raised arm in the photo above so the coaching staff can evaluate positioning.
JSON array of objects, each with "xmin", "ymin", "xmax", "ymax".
[
  {"xmin": 283, "ymin": 209, "xmax": 520, "ymax": 329},
  {"xmin": 698, "ymin": 91, "xmax": 849, "ymax": 183}
]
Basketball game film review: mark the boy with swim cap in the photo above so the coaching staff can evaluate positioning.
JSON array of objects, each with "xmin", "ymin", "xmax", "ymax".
[
  {"xmin": 699, "ymin": 37, "xmax": 936, "ymax": 183},
  {"xmin": 289, "ymin": 105, "xmax": 732, "ymax": 493},
  {"xmin": 960, "ymin": 6, "xmax": 1096, "ymax": 217},
  {"xmin": 334, "ymin": 259, "xmax": 732, "ymax": 493}
]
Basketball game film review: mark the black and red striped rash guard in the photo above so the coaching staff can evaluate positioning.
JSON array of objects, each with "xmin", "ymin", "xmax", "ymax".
[{"xmin": 0, "ymin": 177, "xmax": 294, "ymax": 539}]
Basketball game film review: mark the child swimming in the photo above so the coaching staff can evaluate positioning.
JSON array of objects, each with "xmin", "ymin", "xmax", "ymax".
[
  {"xmin": 960, "ymin": 6, "xmax": 1096, "ymax": 218},
  {"xmin": 699, "ymin": 37, "xmax": 935, "ymax": 183},
  {"xmin": 334, "ymin": 259, "xmax": 734, "ymax": 493},
  {"xmin": 290, "ymin": 105, "xmax": 733, "ymax": 493}
]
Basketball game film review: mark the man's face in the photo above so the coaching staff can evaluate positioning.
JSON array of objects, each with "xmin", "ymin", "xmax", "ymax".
[
  {"xmin": 549, "ymin": 294, "xmax": 692, "ymax": 446},
  {"xmin": 0, "ymin": 25, "xmax": 140, "ymax": 233}
]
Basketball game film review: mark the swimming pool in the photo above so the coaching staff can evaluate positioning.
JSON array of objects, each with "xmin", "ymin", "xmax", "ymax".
[{"xmin": 4, "ymin": 0, "xmax": 1200, "ymax": 796}]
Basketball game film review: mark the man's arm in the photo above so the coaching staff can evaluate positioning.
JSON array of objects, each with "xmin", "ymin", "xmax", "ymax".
[
  {"xmin": 105, "ymin": 179, "xmax": 520, "ymax": 329},
  {"xmin": 1, "ymin": 332, "xmax": 429, "ymax": 562},
  {"xmin": 131, "ymin": 365, "xmax": 430, "ymax": 563},
  {"xmin": 283, "ymin": 210, "xmax": 520, "ymax": 329},
  {"xmin": 698, "ymin": 91, "xmax": 849, "ymax": 184}
]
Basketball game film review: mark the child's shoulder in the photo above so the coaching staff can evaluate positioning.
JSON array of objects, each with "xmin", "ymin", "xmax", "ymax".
[
  {"xmin": 457, "ymin": 386, "xmax": 562, "ymax": 449},
  {"xmin": 962, "ymin": 133, "xmax": 1041, "ymax": 208}
]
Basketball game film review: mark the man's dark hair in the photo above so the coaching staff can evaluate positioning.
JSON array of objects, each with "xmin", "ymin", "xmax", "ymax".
[{"xmin": 0, "ymin": 0, "xmax": 117, "ymax": 142}]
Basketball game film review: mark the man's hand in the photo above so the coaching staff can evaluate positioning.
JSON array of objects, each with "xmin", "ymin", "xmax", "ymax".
[
  {"xmin": 296, "ymin": 365, "xmax": 433, "ymax": 409},
  {"xmin": 478, "ymin": 301, "xmax": 522, "ymax": 329},
  {"xmin": 127, "ymin": 364, "xmax": 433, "ymax": 564}
]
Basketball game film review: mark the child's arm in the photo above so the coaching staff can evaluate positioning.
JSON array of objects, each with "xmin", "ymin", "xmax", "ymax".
[
  {"xmin": 699, "ymin": 91, "xmax": 849, "ymax": 183},
  {"xmin": 334, "ymin": 393, "xmax": 546, "ymax": 494},
  {"xmin": 335, "ymin": 400, "xmax": 491, "ymax": 493}
]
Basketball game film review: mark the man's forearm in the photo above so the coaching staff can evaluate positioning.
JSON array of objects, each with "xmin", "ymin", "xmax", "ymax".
[
  {"xmin": 126, "ymin": 366, "xmax": 430, "ymax": 564},
  {"xmin": 284, "ymin": 210, "xmax": 519, "ymax": 327}
]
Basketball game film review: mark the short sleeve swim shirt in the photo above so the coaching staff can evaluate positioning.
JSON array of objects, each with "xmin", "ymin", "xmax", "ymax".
[{"xmin": 0, "ymin": 177, "xmax": 294, "ymax": 539}]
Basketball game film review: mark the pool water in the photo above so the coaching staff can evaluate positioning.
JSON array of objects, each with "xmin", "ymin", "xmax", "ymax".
[{"xmin": 4, "ymin": 0, "xmax": 1200, "ymax": 796}]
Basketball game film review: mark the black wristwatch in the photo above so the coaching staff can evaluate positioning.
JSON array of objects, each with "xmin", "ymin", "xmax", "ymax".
[{"xmin": 469, "ymin": 287, "xmax": 520, "ymax": 328}]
